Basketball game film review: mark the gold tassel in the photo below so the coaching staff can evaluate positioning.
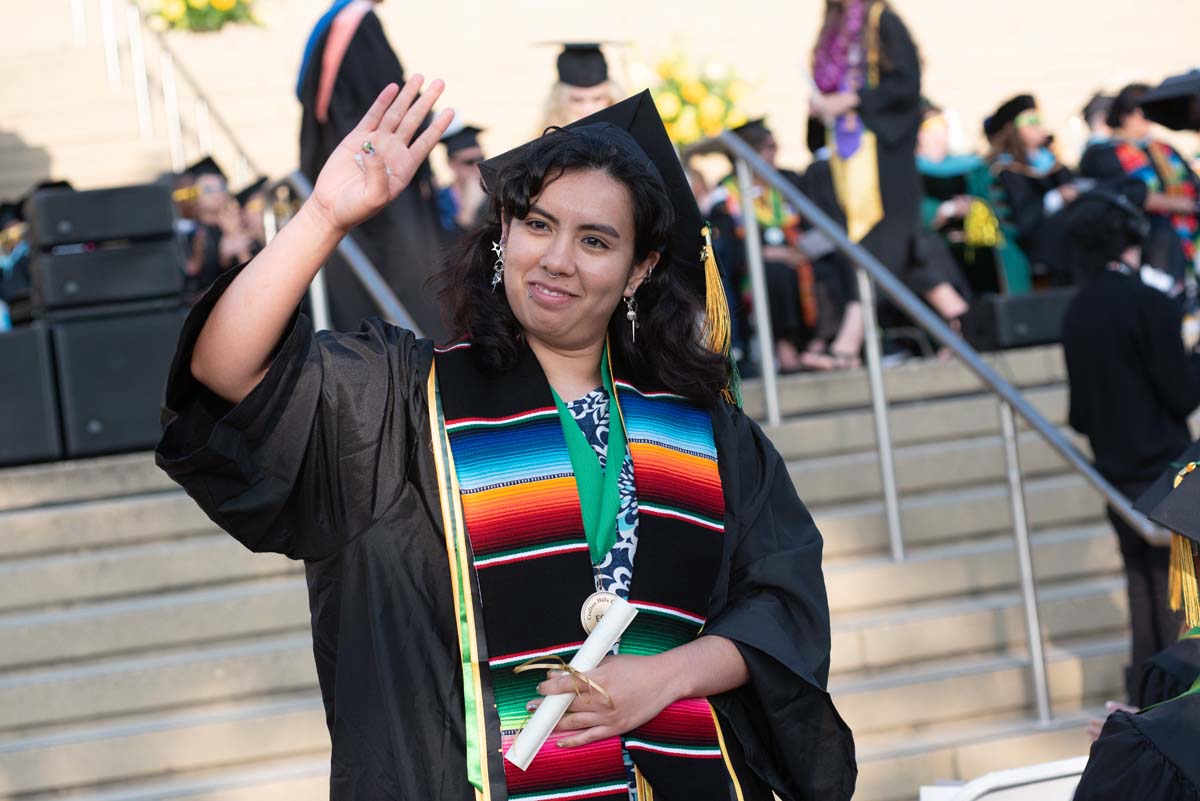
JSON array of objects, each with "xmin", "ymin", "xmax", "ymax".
[
  {"xmin": 700, "ymin": 225, "xmax": 731, "ymax": 358},
  {"xmin": 1167, "ymin": 464, "xmax": 1200, "ymax": 627},
  {"xmin": 701, "ymin": 225, "xmax": 740, "ymax": 406},
  {"xmin": 634, "ymin": 766, "xmax": 655, "ymax": 801}
]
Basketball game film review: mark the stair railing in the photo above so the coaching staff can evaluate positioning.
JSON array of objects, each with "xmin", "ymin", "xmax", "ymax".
[{"xmin": 690, "ymin": 131, "xmax": 1171, "ymax": 724}]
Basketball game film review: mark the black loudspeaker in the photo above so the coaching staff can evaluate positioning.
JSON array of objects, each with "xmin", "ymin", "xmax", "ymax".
[
  {"xmin": 0, "ymin": 326, "xmax": 63, "ymax": 466},
  {"xmin": 963, "ymin": 288, "xmax": 1078, "ymax": 352},
  {"xmin": 33, "ymin": 238, "xmax": 184, "ymax": 309},
  {"xmin": 26, "ymin": 184, "xmax": 175, "ymax": 247},
  {"xmin": 52, "ymin": 308, "xmax": 187, "ymax": 457}
]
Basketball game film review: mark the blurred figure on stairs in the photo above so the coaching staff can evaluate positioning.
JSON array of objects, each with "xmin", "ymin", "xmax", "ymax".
[
  {"xmin": 297, "ymin": 0, "xmax": 445, "ymax": 336},
  {"xmin": 1061, "ymin": 180, "xmax": 1199, "ymax": 705}
]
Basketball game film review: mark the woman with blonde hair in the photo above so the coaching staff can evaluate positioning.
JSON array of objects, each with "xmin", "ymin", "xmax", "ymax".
[{"xmin": 540, "ymin": 43, "xmax": 623, "ymax": 131}]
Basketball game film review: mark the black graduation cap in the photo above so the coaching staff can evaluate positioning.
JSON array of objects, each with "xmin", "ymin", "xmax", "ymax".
[
  {"xmin": 479, "ymin": 90, "xmax": 732, "ymax": 365},
  {"xmin": 985, "ymin": 94, "xmax": 1036, "ymax": 138},
  {"xmin": 1145, "ymin": 451, "xmax": 1200, "ymax": 627},
  {"xmin": 555, "ymin": 43, "xmax": 609, "ymax": 88},
  {"xmin": 234, "ymin": 176, "xmax": 269, "ymax": 207},
  {"xmin": 184, "ymin": 156, "xmax": 227, "ymax": 181},
  {"xmin": 1140, "ymin": 68, "xmax": 1200, "ymax": 132},
  {"xmin": 441, "ymin": 125, "xmax": 485, "ymax": 159},
  {"xmin": 1134, "ymin": 441, "xmax": 1200, "ymax": 517}
]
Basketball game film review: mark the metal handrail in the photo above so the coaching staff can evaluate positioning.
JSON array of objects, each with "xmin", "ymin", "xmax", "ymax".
[
  {"xmin": 944, "ymin": 755, "xmax": 1088, "ymax": 800},
  {"xmin": 277, "ymin": 171, "xmax": 423, "ymax": 336},
  {"xmin": 700, "ymin": 132, "xmax": 1167, "ymax": 547},
  {"xmin": 691, "ymin": 131, "xmax": 1171, "ymax": 724}
]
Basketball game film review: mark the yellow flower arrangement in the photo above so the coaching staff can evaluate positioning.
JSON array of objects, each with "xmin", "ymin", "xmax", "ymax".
[
  {"xmin": 156, "ymin": 0, "xmax": 257, "ymax": 31},
  {"xmin": 653, "ymin": 53, "xmax": 751, "ymax": 146}
]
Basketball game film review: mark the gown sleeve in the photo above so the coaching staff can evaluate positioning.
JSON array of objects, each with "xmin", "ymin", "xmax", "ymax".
[
  {"xmin": 855, "ymin": 9, "xmax": 922, "ymax": 149},
  {"xmin": 704, "ymin": 406, "xmax": 857, "ymax": 801},
  {"xmin": 1072, "ymin": 706, "xmax": 1200, "ymax": 801},
  {"xmin": 155, "ymin": 263, "xmax": 425, "ymax": 561}
]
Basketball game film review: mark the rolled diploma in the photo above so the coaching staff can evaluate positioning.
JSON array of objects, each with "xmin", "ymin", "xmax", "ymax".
[{"xmin": 504, "ymin": 596, "xmax": 639, "ymax": 771}]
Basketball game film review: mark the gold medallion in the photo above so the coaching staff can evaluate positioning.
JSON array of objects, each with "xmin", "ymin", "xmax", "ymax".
[{"xmin": 580, "ymin": 590, "xmax": 619, "ymax": 635}]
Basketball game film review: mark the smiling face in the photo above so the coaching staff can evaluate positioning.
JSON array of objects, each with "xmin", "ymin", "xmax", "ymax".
[{"xmin": 501, "ymin": 168, "xmax": 659, "ymax": 354}]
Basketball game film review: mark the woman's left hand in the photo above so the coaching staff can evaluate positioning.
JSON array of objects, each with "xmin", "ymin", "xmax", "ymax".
[
  {"xmin": 812, "ymin": 91, "xmax": 860, "ymax": 124},
  {"xmin": 531, "ymin": 654, "xmax": 681, "ymax": 748}
]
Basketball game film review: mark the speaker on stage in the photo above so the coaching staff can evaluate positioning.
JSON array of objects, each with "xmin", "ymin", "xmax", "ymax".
[
  {"xmin": 26, "ymin": 182, "xmax": 185, "ymax": 312},
  {"xmin": 0, "ymin": 326, "xmax": 62, "ymax": 466},
  {"xmin": 52, "ymin": 307, "xmax": 188, "ymax": 457},
  {"xmin": 26, "ymin": 184, "xmax": 175, "ymax": 247},
  {"xmin": 963, "ymin": 288, "xmax": 1077, "ymax": 352}
]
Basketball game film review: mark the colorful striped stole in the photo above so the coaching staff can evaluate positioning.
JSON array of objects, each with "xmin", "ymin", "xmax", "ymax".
[{"xmin": 432, "ymin": 342, "xmax": 750, "ymax": 801}]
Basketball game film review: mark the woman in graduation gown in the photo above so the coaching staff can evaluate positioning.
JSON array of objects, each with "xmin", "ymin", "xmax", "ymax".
[
  {"xmin": 984, "ymin": 95, "xmax": 1079, "ymax": 285},
  {"xmin": 809, "ymin": 0, "xmax": 923, "ymax": 277},
  {"xmin": 297, "ymin": 0, "xmax": 445, "ymax": 337},
  {"xmin": 156, "ymin": 78, "xmax": 856, "ymax": 801}
]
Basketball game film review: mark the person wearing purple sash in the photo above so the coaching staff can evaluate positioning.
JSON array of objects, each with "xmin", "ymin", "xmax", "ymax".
[{"xmin": 809, "ymin": 0, "xmax": 923, "ymax": 279}]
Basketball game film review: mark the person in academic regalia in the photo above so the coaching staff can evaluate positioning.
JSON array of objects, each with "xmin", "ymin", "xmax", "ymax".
[
  {"xmin": 234, "ymin": 176, "xmax": 269, "ymax": 259},
  {"xmin": 1074, "ymin": 468, "xmax": 1200, "ymax": 801},
  {"xmin": 984, "ymin": 94, "xmax": 1081, "ymax": 286},
  {"xmin": 157, "ymin": 81, "xmax": 855, "ymax": 801},
  {"xmin": 708, "ymin": 118, "xmax": 862, "ymax": 371},
  {"xmin": 1139, "ymin": 625, "xmax": 1200, "ymax": 707},
  {"xmin": 917, "ymin": 101, "xmax": 1032, "ymax": 297},
  {"xmin": 1077, "ymin": 83, "xmax": 1200, "ymax": 285},
  {"xmin": 1061, "ymin": 184, "xmax": 1198, "ymax": 704},
  {"xmin": 181, "ymin": 157, "xmax": 246, "ymax": 295},
  {"xmin": 297, "ymin": 0, "xmax": 445, "ymax": 336},
  {"xmin": 540, "ymin": 43, "xmax": 623, "ymax": 131},
  {"xmin": 809, "ymin": 0, "xmax": 923, "ymax": 281},
  {"xmin": 436, "ymin": 124, "xmax": 488, "ymax": 244}
]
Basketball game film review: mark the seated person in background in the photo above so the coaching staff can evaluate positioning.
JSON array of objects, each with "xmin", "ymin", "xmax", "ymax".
[
  {"xmin": 1080, "ymin": 92, "xmax": 1115, "ymax": 154},
  {"xmin": 234, "ymin": 177, "xmax": 268, "ymax": 258},
  {"xmin": 985, "ymin": 94, "xmax": 1080, "ymax": 286},
  {"xmin": 709, "ymin": 119, "xmax": 862, "ymax": 371},
  {"xmin": 183, "ymin": 157, "xmax": 251, "ymax": 294},
  {"xmin": 918, "ymin": 100, "xmax": 1032, "ymax": 296},
  {"xmin": 1078, "ymin": 83, "xmax": 1200, "ymax": 285},
  {"xmin": 436, "ymin": 124, "xmax": 488, "ymax": 244},
  {"xmin": 1061, "ymin": 183, "xmax": 1199, "ymax": 705}
]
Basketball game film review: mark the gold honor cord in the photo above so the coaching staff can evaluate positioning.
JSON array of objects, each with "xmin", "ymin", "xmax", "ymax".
[{"xmin": 513, "ymin": 656, "xmax": 614, "ymax": 709}]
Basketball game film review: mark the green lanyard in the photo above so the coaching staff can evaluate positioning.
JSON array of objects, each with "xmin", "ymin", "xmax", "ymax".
[{"xmin": 550, "ymin": 347, "xmax": 627, "ymax": 564}]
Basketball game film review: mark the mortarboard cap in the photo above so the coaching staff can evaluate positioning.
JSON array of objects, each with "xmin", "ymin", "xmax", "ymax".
[
  {"xmin": 234, "ymin": 176, "xmax": 269, "ymax": 207},
  {"xmin": 555, "ymin": 43, "xmax": 609, "ymax": 89},
  {"xmin": 1135, "ymin": 441, "xmax": 1200, "ymax": 517},
  {"xmin": 184, "ymin": 156, "xmax": 227, "ymax": 181},
  {"xmin": 479, "ymin": 90, "xmax": 733, "ymax": 390},
  {"xmin": 441, "ymin": 124, "xmax": 485, "ymax": 158},
  {"xmin": 1146, "ymin": 454, "xmax": 1200, "ymax": 627},
  {"xmin": 985, "ymin": 94, "xmax": 1036, "ymax": 138}
]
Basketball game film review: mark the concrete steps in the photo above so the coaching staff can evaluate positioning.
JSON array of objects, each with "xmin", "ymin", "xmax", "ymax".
[{"xmin": 0, "ymin": 341, "xmax": 1119, "ymax": 801}]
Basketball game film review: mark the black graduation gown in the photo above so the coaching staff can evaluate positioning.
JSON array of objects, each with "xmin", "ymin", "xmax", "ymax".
[
  {"xmin": 155, "ymin": 265, "xmax": 857, "ymax": 801},
  {"xmin": 1073, "ymin": 692, "xmax": 1200, "ymax": 801},
  {"xmin": 1078, "ymin": 140, "xmax": 1197, "ymax": 280},
  {"xmin": 991, "ymin": 163, "xmax": 1075, "ymax": 283},
  {"xmin": 1139, "ymin": 636, "xmax": 1200, "ymax": 708},
  {"xmin": 854, "ymin": 8, "xmax": 923, "ymax": 274},
  {"xmin": 298, "ymin": 10, "xmax": 446, "ymax": 338}
]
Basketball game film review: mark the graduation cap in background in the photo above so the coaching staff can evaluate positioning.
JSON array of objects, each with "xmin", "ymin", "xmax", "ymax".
[
  {"xmin": 1139, "ymin": 68, "xmax": 1200, "ymax": 132},
  {"xmin": 234, "ymin": 176, "xmax": 269, "ymax": 208},
  {"xmin": 479, "ymin": 90, "xmax": 734, "ymax": 396},
  {"xmin": 730, "ymin": 118, "xmax": 770, "ymax": 141},
  {"xmin": 984, "ymin": 94, "xmax": 1035, "ymax": 138},
  {"xmin": 183, "ymin": 155, "xmax": 228, "ymax": 182},
  {"xmin": 440, "ymin": 124, "xmax": 485, "ymax": 159},
  {"xmin": 551, "ymin": 43, "xmax": 611, "ymax": 89},
  {"xmin": 1141, "ymin": 447, "xmax": 1200, "ymax": 627}
]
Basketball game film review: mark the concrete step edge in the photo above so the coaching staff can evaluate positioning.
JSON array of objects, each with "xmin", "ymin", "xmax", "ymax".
[
  {"xmin": 0, "ymin": 694, "xmax": 323, "ymax": 756},
  {"xmin": 34, "ymin": 756, "xmax": 329, "ymax": 801},
  {"xmin": 855, "ymin": 710, "xmax": 1096, "ymax": 763},
  {"xmin": 831, "ymin": 635, "xmax": 1127, "ymax": 695}
]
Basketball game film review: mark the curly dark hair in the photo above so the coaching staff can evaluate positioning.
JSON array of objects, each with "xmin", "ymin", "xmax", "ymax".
[{"xmin": 435, "ymin": 128, "xmax": 730, "ymax": 405}]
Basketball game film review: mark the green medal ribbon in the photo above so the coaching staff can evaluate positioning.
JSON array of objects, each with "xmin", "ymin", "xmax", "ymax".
[{"xmin": 550, "ymin": 346, "xmax": 626, "ymax": 564}]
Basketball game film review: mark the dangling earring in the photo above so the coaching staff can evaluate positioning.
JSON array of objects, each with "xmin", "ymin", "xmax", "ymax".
[
  {"xmin": 624, "ymin": 296, "xmax": 639, "ymax": 343},
  {"xmin": 490, "ymin": 240, "xmax": 505, "ymax": 292}
]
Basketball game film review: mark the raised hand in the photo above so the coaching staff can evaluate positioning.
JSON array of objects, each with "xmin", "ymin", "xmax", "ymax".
[{"xmin": 308, "ymin": 75, "xmax": 454, "ymax": 234}]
